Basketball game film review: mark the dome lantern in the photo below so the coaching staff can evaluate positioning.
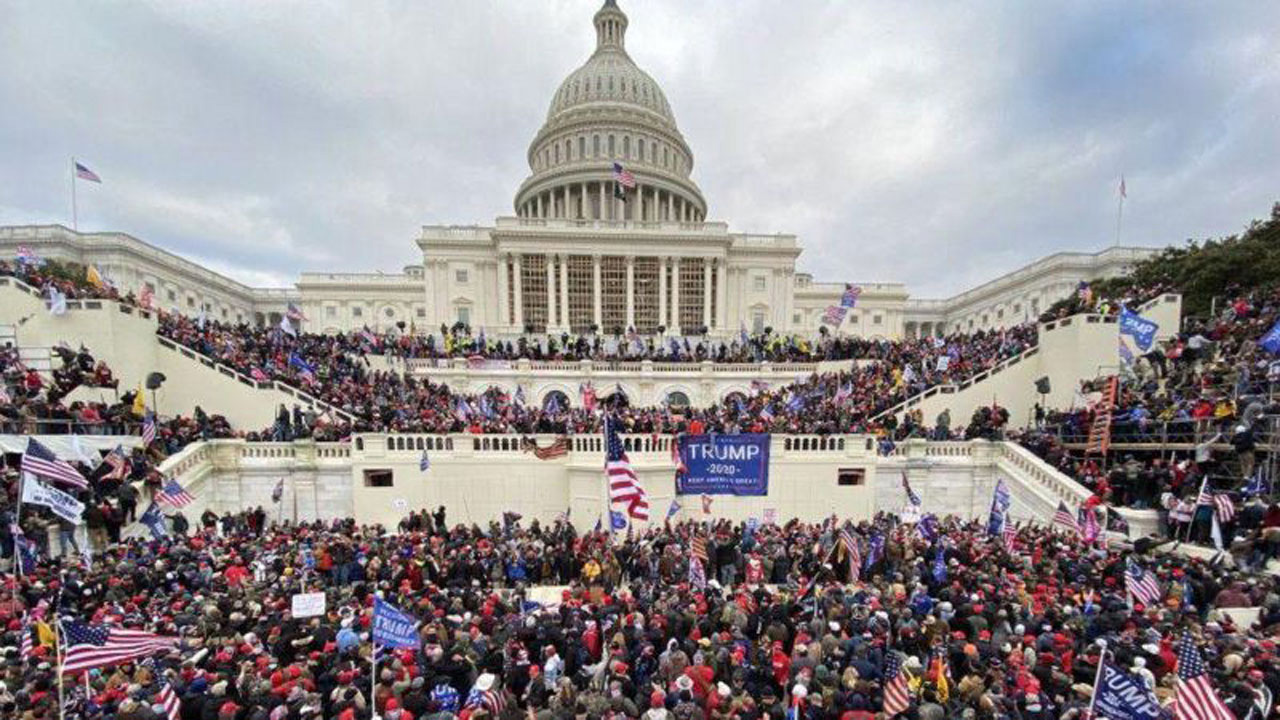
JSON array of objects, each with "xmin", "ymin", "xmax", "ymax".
[{"xmin": 593, "ymin": 0, "xmax": 628, "ymax": 53}]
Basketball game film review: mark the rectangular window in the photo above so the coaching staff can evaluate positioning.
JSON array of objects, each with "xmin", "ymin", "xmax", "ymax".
[
  {"xmin": 837, "ymin": 468, "xmax": 866, "ymax": 486},
  {"xmin": 677, "ymin": 258, "xmax": 705, "ymax": 332},
  {"xmin": 353, "ymin": 307, "xmax": 363, "ymax": 318},
  {"xmin": 325, "ymin": 306, "xmax": 336, "ymax": 318},
  {"xmin": 416, "ymin": 307, "xmax": 425, "ymax": 318},
  {"xmin": 520, "ymin": 253, "xmax": 548, "ymax": 332},
  {"xmin": 363, "ymin": 469, "xmax": 393, "ymax": 487},
  {"xmin": 457, "ymin": 306, "xmax": 470, "ymax": 325},
  {"xmin": 567, "ymin": 255, "xmax": 595, "ymax": 333},
  {"xmin": 455, "ymin": 269, "xmax": 469, "ymax": 284},
  {"xmin": 873, "ymin": 315, "xmax": 882, "ymax": 325},
  {"xmin": 793, "ymin": 313, "xmax": 801, "ymax": 325},
  {"xmin": 752, "ymin": 275, "xmax": 766, "ymax": 292},
  {"xmin": 167, "ymin": 289, "xmax": 176, "ymax": 301},
  {"xmin": 752, "ymin": 312, "xmax": 765, "ymax": 333},
  {"xmin": 187, "ymin": 297, "xmax": 195, "ymax": 308}
]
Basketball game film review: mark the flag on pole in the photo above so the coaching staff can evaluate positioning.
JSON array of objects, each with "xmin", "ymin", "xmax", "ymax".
[
  {"xmin": 1172, "ymin": 632, "xmax": 1234, "ymax": 720},
  {"xmin": 1125, "ymin": 558, "xmax": 1162, "ymax": 605},
  {"xmin": 141, "ymin": 411, "xmax": 157, "ymax": 446},
  {"xmin": 60, "ymin": 621, "xmax": 178, "ymax": 672},
  {"xmin": 605, "ymin": 415, "xmax": 649, "ymax": 520},
  {"xmin": 1052, "ymin": 501, "xmax": 1081, "ymax": 535},
  {"xmin": 700, "ymin": 494, "xmax": 713, "ymax": 515},
  {"xmin": 1211, "ymin": 493, "xmax": 1235, "ymax": 524},
  {"xmin": 666, "ymin": 498, "xmax": 681, "ymax": 519},
  {"xmin": 154, "ymin": 480, "xmax": 194, "ymax": 508},
  {"xmin": 671, "ymin": 436, "xmax": 688, "ymax": 476},
  {"xmin": 272, "ymin": 478, "xmax": 285, "ymax": 503},
  {"xmin": 838, "ymin": 524, "xmax": 861, "ymax": 582},
  {"xmin": 840, "ymin": 284, "xmax": 862, "ymax": 309},
  {"xmin": 140, "ymin": 502, "xmax": 168, "ymax": 539},
  {"xmin": 1119, "ymin": 175, "xmax": 1127, "ymax": 199},
  {"xmin": 901, "ymin": 472, "xmax": 921, "ymax": 507},
  {"xmin": 612, "ymin": 162, "xmax": 636, "ymax": 189},
  {"xmin": 75, "ymin": 162, "xmax": 102, "ymax": 183},
  {"xmin": 86, "ymin": 265, "xmax": 107, "ymax": 290},
  {"xmin": 47, "ymin": 286, "xmax": 67, "ymax": 316},
  {"xmin": 420, "ymin": 448, "xmax": 431, "ymax": 472},
  {"xmin": 286, "ymin": 302, "xmax": 307, "ymax": 322},
  {"xmin": 22, "ymin": 438, "xmax": 88, "ymax": 490},
  {"xmin": 19, "ymin": 619, "xmax": 34, "ymax": 662},
  {"xmin": 691, "ymin": 536, "xmax": 709, "ymax": 565}
]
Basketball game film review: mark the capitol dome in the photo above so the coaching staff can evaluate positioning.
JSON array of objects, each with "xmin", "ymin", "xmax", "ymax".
[{"xmin": 514, "ymin": 0, "xmax": 707, "ymax": 224}]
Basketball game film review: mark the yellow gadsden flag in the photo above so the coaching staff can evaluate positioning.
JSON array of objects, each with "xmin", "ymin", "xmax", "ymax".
[
  {"xmin": 86, "ymin": 264, "xmax": 106, "ymax": 289},
  {"xmin": 133, "ymin": 383, "xmax": 146, "ymax": 416}
]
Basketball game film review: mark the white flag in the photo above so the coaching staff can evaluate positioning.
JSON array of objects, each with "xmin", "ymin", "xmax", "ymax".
[
  {"xmin": 21, "ymin": 474, "xmax": 85, "ymax": 524},
  {"xmin": 48, "ymin": 287, "xmax": 67, "ymax": 316}
]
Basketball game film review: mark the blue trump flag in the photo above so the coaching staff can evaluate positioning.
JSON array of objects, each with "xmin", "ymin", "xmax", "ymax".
[
  {"xmin": 140, "ymin": 502, "xmax": 168, "ymax": 540},
  {"xmin": 1260, "ymin": 318, "xmax": 1280, "ymax": 355},
  {"xmin": 372, "ymin": 597, "xmax": 419, "ymax": 649},
  {"xmin": 1092, "ymin": 661, "xmax": 1163, "ymax": 720},
  {"xmin": 610, "ymin": 510, "xmax": 627, "ymax": 531},
  {"xmin": 1119, "ymin": 308, "xmax": 1159, "ymax": 352}
]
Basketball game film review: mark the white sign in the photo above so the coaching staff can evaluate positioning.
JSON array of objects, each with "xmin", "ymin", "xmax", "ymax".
[
  {"xmin": 21, "ymin": 474, "xmax": 84, "ymax": 525},
  {"xmin": 291, "ymin": 592, "xmax": 327, "ymax": 618}
]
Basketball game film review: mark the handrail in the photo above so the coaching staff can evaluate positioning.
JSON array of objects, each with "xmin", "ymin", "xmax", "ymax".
[{"xmin": 870, "ymin": 345, "xmax": 1041, "ymax": 421}]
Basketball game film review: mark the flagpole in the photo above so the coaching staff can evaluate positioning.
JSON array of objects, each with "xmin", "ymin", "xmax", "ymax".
[
  {"xmin": 70, "ymin": 157, "xmax": 78, "ymax": 232},
  {"xmin": 1114, "ymin": 176, "xmax": 1124, "ymax": 247},
  {"xmin": 1086, "ymin": 642, "xmax": 1108, "ymax": 719},
  {"xmin": 370, "ymin": 642, "xmax": 379, "ymax": 720},
  {"xmin": 55, "ymin": 606, "xmax": 66, "ymax": 720}
]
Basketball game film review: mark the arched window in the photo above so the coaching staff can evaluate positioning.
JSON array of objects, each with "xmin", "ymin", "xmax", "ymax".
[
  {"xmin": 623, "ymin": 136, "xmax": 630, "ymax": 159},
  {"xmin": 663, "ymin": 147, "xmax": 669, "ymax": 167},
  {"xmin": 579, "ymin": 136, "xmax": 586, "ymax": 158},
  {"xmin": 637, "ymin": 138, "xmax": 645, "ymax": 162},
  {"xmin": 565, "ymin": 139, "xmax": 572, "ymax": 160},
  {"xmin": 665, "ymin": 391, "xmax": 691, "ymax": 409},
  {"xmin": 554, "ymin": 144, "xmax": 560, "ymax": 163},
  {"xmin": 608, "ymin": 135, "xmax": 615, "ymax": 156},
  {"xmin": 593, "ymin": 135, "xmax": 600, "ymax": 157},
  {"xmin": 543, "ymin": 390, "xmax": 570, "ymax": 412}
]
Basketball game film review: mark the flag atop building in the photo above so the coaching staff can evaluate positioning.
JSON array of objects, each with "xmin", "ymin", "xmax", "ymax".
[{"xmin": 75, "ymin": 162, "xmax": 102, "ymax": 183}]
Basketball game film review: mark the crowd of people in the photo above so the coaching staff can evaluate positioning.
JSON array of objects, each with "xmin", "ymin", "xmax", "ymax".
[
  {"xmin": 2, "ymin": 508, "xmax": 1279, "ymax": 720},
  {"xmin": 1, "ymin": 342, "xmax": 125, "ymax": 435}
]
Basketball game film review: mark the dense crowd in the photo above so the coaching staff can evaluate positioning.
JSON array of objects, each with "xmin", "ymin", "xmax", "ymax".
[
  {"xmin": 1, "ymin": 343, "xmax": 124, "ymax": 435},
  {"xmin": 2, "ymin": 508, "xmax": 1279, "ymax": 720}
]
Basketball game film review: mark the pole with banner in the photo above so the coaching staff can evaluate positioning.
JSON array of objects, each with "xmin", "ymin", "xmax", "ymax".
[{"xmin": 1086, "ymin": 640, "xmax": 1107, "ymax": 720}]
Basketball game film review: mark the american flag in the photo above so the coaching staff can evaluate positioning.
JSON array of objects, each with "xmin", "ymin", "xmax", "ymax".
[
  {"xmin": 1211, "ymin": 493, "xmax": 1235, "ymax": 524},
  {"xmin": 1052, "ymin": 501, "xmax": 1080, "ymax": 535},
  {"xmin": 1173, "ymin": 632, "xmax": 1234, "ymax": 720},
  {"xmin": 1002, "ymin": 517, "xmax": 1019, "ymax": 553},
  {"xmin": 523, "ymin": 436, "xmax": 569, "ymax": 460},
  {"xmin": 139, "ymin": 284, "xmax": 154, "ymax": 310},
  {"xmin": 1194, "ymin": 480, "xmax": 1213, "ymax": 507},
  {"xmin": 612, "ymin": 162, "xmax": 636, "ymax": 189},
  {"xmin": 158, "ymin": 681, "xmax": 181, "ymax": 720},
  {"xmin": 822, "ymin": 305, "xmax": 847, "ymax": 326},
  {"xmin": 700, "ymin": 494, "xmax": 713, "ymax": 515},
  {"xmin": 882, "ymin": 651, "xmax": 910, "ymax": 717},
  {"xmin": 902, "ymin": 473, "xmax": 921, "ymax": 506},
  {"xmin": 691, "ymin": 535, "xmax": 709, "ymax": 565},
  {"xmin": 22, "ymin": 437, "xmax": 88, "ymax": 490},
  {"xmin": 1125, "ymin": 558, "xmax": 1162, "ymax": 605},
  {"xmin": 98, "ymin": 445, "xmax": 128, "ymax": 481},
  {"xmin": 75, "ymin": 161, "xmax": 102, "ymax": 183},
  {"xmin": 60, "ymin": 620, "xmax": 178, "ymax": 672},
  {"xmin": 141, "ymin": 412, "xmax": 157, "ymax": 446},
  {"xmin": 19, "ymin": 619, "xmax": 33, "ymax": 662},
  {"xmin": 286, "ymin": 302, "xmax": 307, "ymax": 321},
  {"xmin": 1080, "ymin": 507, "xmax": 1101, "ymax": 543},
  {"xmin": 155, "ymin": 480, "xmax": 194, "ymax": 508},
  {"xmin": 605, "ymin": 415, "xmax": 649, "ymax": 520},
  {"xmin": 840, "ymin": 284, "xmax": 862, "ymax": 309},
  {"xmin": 838, "ymin": 525, "xmax": 861, "ymax": 581}
]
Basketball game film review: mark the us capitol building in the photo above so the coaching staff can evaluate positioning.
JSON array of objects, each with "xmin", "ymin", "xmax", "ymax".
[{"xmin": 0, "ymin": 1, "xmax": 1152, "ymax": 341}]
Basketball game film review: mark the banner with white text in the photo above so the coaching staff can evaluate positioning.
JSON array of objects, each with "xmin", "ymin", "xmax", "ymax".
[{"xmin": 676, "ymin": 434, "xmax": 770, "ymax": 496}]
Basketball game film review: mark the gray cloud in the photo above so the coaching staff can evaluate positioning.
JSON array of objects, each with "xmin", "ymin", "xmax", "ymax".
[{"xmin": 2, "ymin": 0, "xmax": 1277, "ymax": 296}]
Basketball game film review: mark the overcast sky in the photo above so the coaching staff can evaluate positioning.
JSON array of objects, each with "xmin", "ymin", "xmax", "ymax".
[{"xmin": 2, "ymin": 0, "xmax": 1277, "ymax": 297}]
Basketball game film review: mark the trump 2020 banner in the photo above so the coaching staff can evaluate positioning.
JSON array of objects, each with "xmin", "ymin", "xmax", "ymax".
[{"xmin": 676, "ymin": 434, "xmax": 770, "ymax": 496}]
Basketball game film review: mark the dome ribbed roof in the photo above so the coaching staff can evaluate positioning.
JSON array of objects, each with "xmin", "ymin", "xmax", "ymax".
[{"xmin": 547, "ymin": 53, "xmax": 675, "ymax": 127}]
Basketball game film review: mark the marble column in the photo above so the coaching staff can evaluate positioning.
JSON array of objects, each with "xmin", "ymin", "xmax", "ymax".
[
  {"xmin": 544, "ymin": 255, "xmax": 556, "ymax": 329},
  {"xmin": 497, "ymin": 254, "xmax": 510, "ymax": 328},
  {"xmin": 671, "ymin": 259, "xmax": 682, "ymax": 334},
  {"xmin": 513, "ymin": 255, "xmax": 524, "ymax": 330},
  {"xmin": 559, "ymin": 253, "xmax": 570, "ymax": 331},
  {"xmin": 625, "ymin": 255, "xmax": 635, "ymax": 330},
  {"xmin": 715, "ymin": 259, "xmax": 727, "ymax": 330},
  {"xmin": 592, "ymin": 254, "xmax": 603, "ymax": 331},
  {"xmin": 657, "ymin": 256, "xmax": 667, "ymax": 330},
  {"xmin": 702, "ymin": 257, "xmax": 713, "ymax": 330}
]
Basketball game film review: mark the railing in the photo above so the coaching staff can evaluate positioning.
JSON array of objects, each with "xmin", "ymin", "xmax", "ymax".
[
  {"xmin": 871, "ymin": 345, "xmax": 1041, "ymax": 421},
  {"xmin": 0, "ymin": 418, "xmax": 144, "ymax": 436},
  {"xmin": 154, "ymin": 336, "xmax": 356, "ymax": 422},
  {"xmin": 401, "ymin": 357, "xmax": 824, "ymax": 377}
]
